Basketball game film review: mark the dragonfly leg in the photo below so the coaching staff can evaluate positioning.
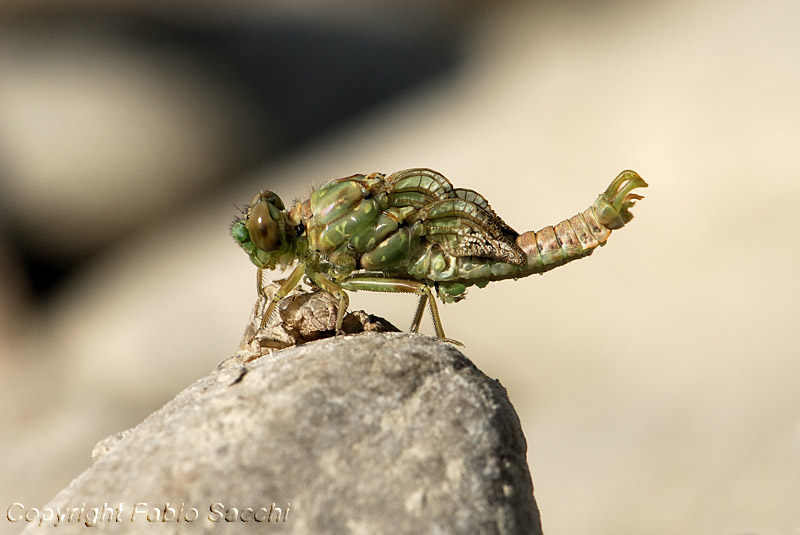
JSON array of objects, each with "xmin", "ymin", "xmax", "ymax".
[
  {"xmin": 419, "ymin": 287, "xmax": 462, "ymax": 346},
  {"xmin": 256, "ymin": 268, "xmax": 267, "ymax": 297},
  {"xmin": 339, "ymin": 276, "xmax": 461, "ymax": 345},
  {"xmin": 257, "ymin": 263, "xmax": 305, "ymax": 333},
  {"xmin": 306, "ymin": 271, "xmax": 350, "ymax": 334},
  {"xmin": 425, "ymin": 292, "xmax": 448, "ymax": 341},
  {"xmin": 410, "ymin": 294, "xmax": 427, "ymax": 333}
]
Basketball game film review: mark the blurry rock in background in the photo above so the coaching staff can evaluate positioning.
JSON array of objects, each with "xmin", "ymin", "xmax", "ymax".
[
  {"xmin": 0, "ymin": 1, "xmax": 463, "ymax": 302},
  {"xmin": 0, "ymin": 1, "xmax": 471, "ymax": 527}
]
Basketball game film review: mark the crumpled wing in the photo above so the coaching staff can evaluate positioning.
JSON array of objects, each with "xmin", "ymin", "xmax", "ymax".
[
  {"xmin": 452, "ymin": 188, "xmax": 519, "ymax": 239},
  {"xmin": 418, "ymin": 197, "xmax": 526, "ymax": 265},
  {"xmin": 381, "ymin": 168, "xmax": 455, "ymax": 209}
]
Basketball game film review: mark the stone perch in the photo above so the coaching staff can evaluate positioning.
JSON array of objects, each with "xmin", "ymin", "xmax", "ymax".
[{"xmin": 22, "ymin": 331, "xmax": 542, "ymax": 534}]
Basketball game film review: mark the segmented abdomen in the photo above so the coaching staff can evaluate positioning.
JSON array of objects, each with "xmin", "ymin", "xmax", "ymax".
[
  {"xmin": 418, "ymin": 203, "xmax": 615, "ymax": 287},
  {"xmin": 516, "ymin": 205, "xmax": 610, "ymax": 272}
]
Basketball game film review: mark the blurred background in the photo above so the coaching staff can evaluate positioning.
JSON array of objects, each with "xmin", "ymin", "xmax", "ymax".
[{"xmin": 1, "ymin": 0, "xmax": 798, "ymax": 533}]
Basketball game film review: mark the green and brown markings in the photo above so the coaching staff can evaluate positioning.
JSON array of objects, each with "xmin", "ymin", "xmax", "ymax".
[{"xmin": 232, "ymin": 168, "xmax": 647, "ymax": 343}]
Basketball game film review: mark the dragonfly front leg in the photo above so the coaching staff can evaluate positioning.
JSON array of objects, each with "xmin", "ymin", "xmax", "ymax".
[
  {"xmin": 256, "ymin": 268, "xmax": 267, "ymax": 298},
  {"xmin": 257, "ymin": 263, "xmax": 305, "ymax": 332}
]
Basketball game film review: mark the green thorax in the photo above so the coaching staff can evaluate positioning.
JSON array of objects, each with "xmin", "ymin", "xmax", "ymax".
[
  {"xmin": 304, "ymin": 175, "xmax": 425, "ymax": 276},
  {"xmin": 300, "ymin": 173, "xmax": 526, "ymax": 302}
]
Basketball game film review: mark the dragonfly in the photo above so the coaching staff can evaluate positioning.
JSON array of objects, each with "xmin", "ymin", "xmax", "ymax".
[{"xmin": 232, "ymin": 168, "xmax": 646, "ymax": 343}]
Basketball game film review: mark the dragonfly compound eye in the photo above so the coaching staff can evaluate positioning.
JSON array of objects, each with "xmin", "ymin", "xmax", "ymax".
[{"xmin": 247, "ymin": 200, "xmax": 282, "ymax": 251}]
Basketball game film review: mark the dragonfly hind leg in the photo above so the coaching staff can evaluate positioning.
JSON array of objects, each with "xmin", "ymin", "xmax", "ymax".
[
  {"xmin": 340, "ymin": 275, "xmax": 462, "ymax": 346},
  {"xmin": 410, "ymin": 295, "xmax": 427, "ymax": 333}
]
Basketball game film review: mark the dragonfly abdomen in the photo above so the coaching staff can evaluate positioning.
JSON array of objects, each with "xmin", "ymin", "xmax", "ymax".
[
  {"xmin": 516, "ymin": 170, "xmax": 647, "ymax": 276},
  {"xmin": 516, "ymin": 209, "xmax": 606, "ymax": 274}
]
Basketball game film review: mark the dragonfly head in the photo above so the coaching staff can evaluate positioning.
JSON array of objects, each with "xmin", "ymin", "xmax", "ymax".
[{"xmin": 232, "ymin": 191, "xmax": 297, "ymax": 268}]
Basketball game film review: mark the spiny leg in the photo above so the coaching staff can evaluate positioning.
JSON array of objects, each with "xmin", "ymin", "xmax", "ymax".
[
  {"xmin": 257, "ymin": 263, "xmax": 305, "ymax": 333},
  {"xmin": 410, "ymin": 294, "xmax": 427, "ymax": 333},
  {"xmin": 425, "ymin": 293, "xmax": 448, "ymax": 341},
  {"xmin": 420, "ymin": 288, "xmax": 461, "ymax": 346},
  {"xmin": 256, "ymin": 268, "xmax": 267, "ymax": 297},
  {"xmin": 339, "ymin": 275, "xmax": 461, "ymax": 345}
]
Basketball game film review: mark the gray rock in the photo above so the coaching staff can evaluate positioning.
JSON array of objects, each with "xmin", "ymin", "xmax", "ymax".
[{"xmin": 21, "ymin": 333, "xmax": 541, "ymax": 535}]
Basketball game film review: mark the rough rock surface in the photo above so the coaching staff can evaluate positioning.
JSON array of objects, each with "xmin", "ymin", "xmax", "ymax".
[{"xmin": 23, "ymin": 333, "xmax": 541, "ymax": 534}]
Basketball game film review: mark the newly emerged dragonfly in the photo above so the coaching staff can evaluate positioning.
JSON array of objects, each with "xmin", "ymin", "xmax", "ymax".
[{"xmin": 232, "ymin": 168, "xmax": 646, "ymax": 342}]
